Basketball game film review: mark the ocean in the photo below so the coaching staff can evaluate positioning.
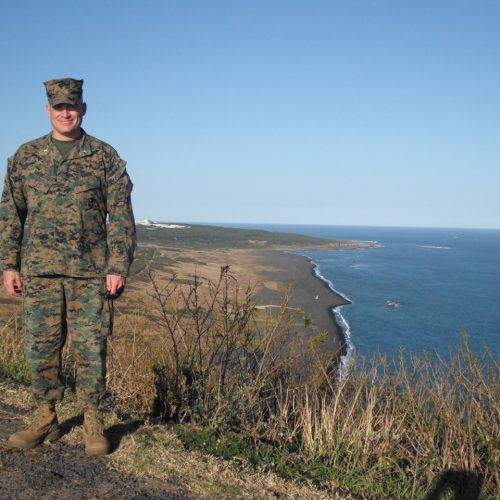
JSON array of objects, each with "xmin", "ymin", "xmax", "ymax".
[{"xmin": 216, "ymin": 224, "xmax": 500, "ymax": 360}]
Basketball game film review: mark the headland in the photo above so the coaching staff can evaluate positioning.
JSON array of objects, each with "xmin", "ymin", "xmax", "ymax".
[{"xmin": 125, "ymin": 222, "xmax": 373, "ymax": 361}]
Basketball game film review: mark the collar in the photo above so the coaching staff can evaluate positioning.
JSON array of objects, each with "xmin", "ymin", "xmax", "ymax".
[{"xmin": 42, "ymin": 129, "xmax": 93, "ymax": 157}]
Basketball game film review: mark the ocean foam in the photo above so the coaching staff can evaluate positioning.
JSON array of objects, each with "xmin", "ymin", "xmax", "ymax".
[
  {"xmin": 350, "ymin": 263, "xmax": 370, "ymax": 269},
  {"xmin": 333, "ymin": 307, "xmax": 354, "ymax": 376},
  {"xmin": 303, "ymin": 255, "xmax": 355, "ymax": 377},
  {"xmin": 420, "ymin": 245, "xmax": 451, "ymax": 250}
]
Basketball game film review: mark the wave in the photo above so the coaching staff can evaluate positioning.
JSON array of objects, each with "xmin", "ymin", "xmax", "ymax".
[
  {"xmin": 360, "ymin": 240, "xmax": 381, "ymax": 245},
  {"xmin": 350, "ymin": 263, "xmax": 370, "ymax": 269},
  {"xmin": 333, "ymin": 307, "xmax": 354, "ymax": 376},
  {"xmin": 420, "ymin": 245, "xmax": 451, "ymax": 250},
  {"xmin": 305, "ymin": 256, "xmax": 355, "ymax": 377}
]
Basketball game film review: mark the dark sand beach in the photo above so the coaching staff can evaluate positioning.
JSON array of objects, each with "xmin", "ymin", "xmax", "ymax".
[
  {"xmin": 124, "ymin": 227, "xmax": 358, "ymax": 361},
  {"xmin": 254, "ymin": 249, "xmax": 350, "ymax": 357},
  {"xmin": 127, "ymin": 224, "xmax": 371, "ymax": 360}
]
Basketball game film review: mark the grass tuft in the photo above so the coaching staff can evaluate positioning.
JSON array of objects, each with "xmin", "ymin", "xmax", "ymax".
[{"xmin": 0, "ymin": 316, "xmax": 29, "ymax": 384}]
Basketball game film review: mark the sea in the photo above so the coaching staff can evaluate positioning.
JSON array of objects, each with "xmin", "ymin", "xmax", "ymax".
[{"xmin": 215, "ymin": 224, "xmax": 500, "ymax": 361}]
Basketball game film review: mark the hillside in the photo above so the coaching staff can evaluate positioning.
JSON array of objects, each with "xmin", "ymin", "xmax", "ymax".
[{"xmin": 135, "ymin": 222, "xmax": 370, "ymax": 249}]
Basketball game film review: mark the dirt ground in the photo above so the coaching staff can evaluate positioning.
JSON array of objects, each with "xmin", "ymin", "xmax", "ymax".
[{"xmin": 0, "ymin": 400, "xmax": 193, "ymax": 500}]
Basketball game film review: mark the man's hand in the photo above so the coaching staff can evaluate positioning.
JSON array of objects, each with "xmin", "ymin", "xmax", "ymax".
[
  {"xmin": 3, "ymin": 270, "xmax": 23, "ymax": 298},
  {"xmin": 106, "ymin": 274, "xmax": 126, "ymax": 298}
]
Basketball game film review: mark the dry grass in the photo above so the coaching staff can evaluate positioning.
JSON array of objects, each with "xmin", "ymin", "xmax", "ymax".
[
  {"xmin": 107, "ymin": 266, "xmax": 319, "ymax": 426},
  {"xmin": 1, "ymin": 267, "xmax": 498, "ymax": 499},
  {"xmin": 105, "ymin": 269, "xmax": 500, "ymax": 498},
  {"xmin": 109, "ymin": 421, "xmax": 347, "ymax": 499},
  {"xmin": 0, "ymin": 315, "xmax": 28, "ymax": 383},
  {"xmin": 296, "ymin": 344, "xmax": 499, "ymax": 497},
  {"xmin": 107, "ymin": 308, "xmax": 162, "ymax": 414}
]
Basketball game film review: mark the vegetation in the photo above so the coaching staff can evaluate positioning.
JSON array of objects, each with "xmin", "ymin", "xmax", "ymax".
[
  {"xmin": 136, "ymin": 223, "xmax": 356, "ymax": 249},
  {"xmin": 0, "ymin": 266, "xmax": 498, "ymax": 499},
  {"xmin": 0, "ymin": 316, "xmax": 29, "ymax": 383}
]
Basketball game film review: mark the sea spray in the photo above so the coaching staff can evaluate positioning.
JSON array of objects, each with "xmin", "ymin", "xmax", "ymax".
[{"xmin": 293, "ymin": 252, "xmax": 356, "ymax": 378}]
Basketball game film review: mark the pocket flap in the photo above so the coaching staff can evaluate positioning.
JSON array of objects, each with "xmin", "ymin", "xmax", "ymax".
[
  {"xmin": 73, "ymin": 181, "xmax": 101, "ymax": 193},
  {"xmin": 25, "ymin": 178, "xmax": 51, "ymax": 194}
]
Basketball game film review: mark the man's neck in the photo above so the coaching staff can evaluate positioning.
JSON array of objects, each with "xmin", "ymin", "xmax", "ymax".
[{"xmin": 51, "ymin": 130, "xmax": 83, "ymax": 141}]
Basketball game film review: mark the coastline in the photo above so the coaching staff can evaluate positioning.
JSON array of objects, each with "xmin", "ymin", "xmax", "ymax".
[
  {"xmin": 254, "ymin": 249, "xmax": 351, "ymax": 361},
  {"xmin": 126, "ymin": 240, "xmax": 355, "ymax": 366}
]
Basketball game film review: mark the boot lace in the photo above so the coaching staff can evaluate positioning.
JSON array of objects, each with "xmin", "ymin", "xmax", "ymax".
[
  {"xmin": 28, "ymin": 405, "xmax": 55, "ymax": 430},
  {"xmin": 85, "ymin": 410, "xmax": 104, "ymax": 436}
]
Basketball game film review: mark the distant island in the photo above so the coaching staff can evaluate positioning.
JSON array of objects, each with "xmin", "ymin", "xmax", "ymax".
[{"xmin": 135, "ymin": 220, "xmax": 374, "ymax": 250}]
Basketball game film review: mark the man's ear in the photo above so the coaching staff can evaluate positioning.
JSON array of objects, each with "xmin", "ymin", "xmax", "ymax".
[{"xmin": 81, "ymin": 102, "xmax": 87, "ymax": 116}]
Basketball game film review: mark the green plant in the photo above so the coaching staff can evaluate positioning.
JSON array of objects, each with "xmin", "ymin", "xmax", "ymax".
[{"xmin": 0, "ymin": 316, "xmax": 29, "ymax": 383}]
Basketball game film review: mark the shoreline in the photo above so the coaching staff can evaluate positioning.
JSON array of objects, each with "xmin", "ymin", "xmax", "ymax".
[
  {"xmin": 300, "ymin": 253, "xmax": 355, "ymax": 372},
  {"xmin": 254, "ymin": 249, "xmax": 351, "ymax": 363},
  {"xmin": 125, "ymin": 241, "xmax": 356, "ymax": 368}
]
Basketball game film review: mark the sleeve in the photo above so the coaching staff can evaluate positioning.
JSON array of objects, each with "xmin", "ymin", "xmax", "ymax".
[
  {"xmin": 0, "ymin": 156, "xmax": 27, "ymax": 272},
  {"xmin": 105, "ymin": 156, "xmax": 136, "ymax": 277}
]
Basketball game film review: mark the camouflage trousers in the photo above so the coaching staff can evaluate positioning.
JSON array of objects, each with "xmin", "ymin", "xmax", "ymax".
[{"xmin": 22, "ymin": 276, "xmax": 110, "ymax": 409}]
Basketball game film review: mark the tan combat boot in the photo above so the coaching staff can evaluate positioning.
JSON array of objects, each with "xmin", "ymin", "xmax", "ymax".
[
  {"xmin": 83, "ymin": 408, "xmax": 110, "ymax": 456},
  {"xmin": 8, "ymin": 403, "xmax": 60, "ymax": 450}
]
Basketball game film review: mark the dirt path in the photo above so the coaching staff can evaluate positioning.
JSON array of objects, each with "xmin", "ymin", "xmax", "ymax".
[{"xmin": 0, "ymin": 401, "xmax": 193, "ymax": 499}]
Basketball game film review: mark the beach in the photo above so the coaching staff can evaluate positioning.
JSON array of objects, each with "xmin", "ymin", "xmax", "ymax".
[
  {"xmin": 254, "ymin": 250, "xmax": 350, "ymax": 356},
  {"xmin": 125, "ymin": 245, "xmax": 350, "ymax": 359}
]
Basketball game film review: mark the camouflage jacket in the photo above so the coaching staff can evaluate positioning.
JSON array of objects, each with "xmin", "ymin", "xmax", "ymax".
[{"xmin": 0, "ymin": 131, "xmax": 136, "ymax": 277}]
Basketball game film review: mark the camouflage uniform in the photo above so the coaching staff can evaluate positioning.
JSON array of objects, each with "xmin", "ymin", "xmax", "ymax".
[
  {"xmin": 23, "ymin": 277, "xmax": 109, "ymax": 407},
  {"xmin": 0, "ymin": 79, "xmax": 135, "ymax": 409}
]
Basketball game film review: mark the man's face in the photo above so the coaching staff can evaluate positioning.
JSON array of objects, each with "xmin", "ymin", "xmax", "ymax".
[{"xmin": 46, "ymin": 102, "xmax": 87, "ymax": 141}]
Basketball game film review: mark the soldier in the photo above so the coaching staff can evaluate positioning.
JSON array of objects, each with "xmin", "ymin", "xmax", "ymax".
[{"xmin": 0, "ymin": 78, "xmax": 136, "ymax": 455}]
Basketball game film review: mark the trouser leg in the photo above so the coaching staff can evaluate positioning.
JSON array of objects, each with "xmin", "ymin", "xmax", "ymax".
[
  {"xmin": 22, "ymin": 277, "xmax": 65, "ymax": 404},
  {"xmin": 64, "ymin": 277, "xmax": 108, "ymax": 409}
]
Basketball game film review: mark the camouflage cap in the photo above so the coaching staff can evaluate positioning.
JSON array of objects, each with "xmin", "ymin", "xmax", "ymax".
[{"xmin": 44, "ymin": 78, "xmax": 84, "ymax": 106}]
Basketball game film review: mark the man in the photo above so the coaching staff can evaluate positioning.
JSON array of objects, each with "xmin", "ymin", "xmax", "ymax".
[{"xmin": 0, "ymin": 78, "xmax": 136, "ymax": 455}]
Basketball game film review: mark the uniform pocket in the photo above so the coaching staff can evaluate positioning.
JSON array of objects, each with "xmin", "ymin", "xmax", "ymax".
[
  {"xmin": 25, "ymin": 177, "xmax": 51, "ymax": 210},
  {"xmin": 72, "ymin": 180, "xmax": 104, "ymax": 212},
  {"xmin": 25, "ymin": 178, "xmax": 51, "ymax": 193},
  {"xmin": 73, "ymin": 180, "xmax": 101, "ymax": 194}
]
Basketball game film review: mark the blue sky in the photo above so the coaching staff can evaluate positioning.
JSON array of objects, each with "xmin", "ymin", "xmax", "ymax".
[{"xmin": 0, "ymin": 1, "xmax": 498, "ymax": 229}]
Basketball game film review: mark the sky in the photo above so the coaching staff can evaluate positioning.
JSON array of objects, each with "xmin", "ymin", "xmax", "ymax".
[{"xmin": 0, "ymin": 0, "xmax": 499, "ymax": 229}]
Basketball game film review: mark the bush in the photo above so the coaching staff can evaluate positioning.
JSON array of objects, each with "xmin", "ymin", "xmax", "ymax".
[{"xmin": 108, "ymin": 266, "xmax": 323, "ymax": 427}]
